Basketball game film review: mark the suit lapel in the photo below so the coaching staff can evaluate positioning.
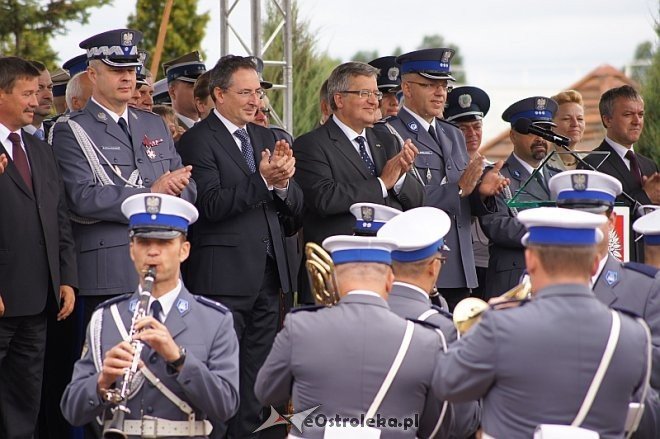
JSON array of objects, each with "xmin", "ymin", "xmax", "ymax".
[
  {"xmin": 85, "ymin": 101, "xmax": 132, "ymax": 148},
  {"xmin": 599, "ymin": 141, "xmax": 638, "ymax": 189},
  {"xmin": 432, "ymin": 119, "xmax": 453, "ymax": 162},
  {"xmin": 506, "ymin": 155, "xmax": 547, "ymax": 201},
  {"xmin": 365, "ymin": 127, "xmax": 386, "ymax": 173},
  {"xmin": 208, "ymin": 113, "xmax": 252, "ymax": 176},
  {"xmin": 2, "ymin": 132, "xmax": 34, "ymax": 199},
  {"xmin": 326, "ymin": 118, "xmax": 372, "ymax": 179},
  {"xmin": 397, "ymin": 108, "xmax": 442, "ymax": 156},
  {"xmin": 22, "ymin": 133, "xmax": 42, "ymax": 200},
  {"xmin": 165, "ymin": 291, "xmax": 191, "ymax": 340}
]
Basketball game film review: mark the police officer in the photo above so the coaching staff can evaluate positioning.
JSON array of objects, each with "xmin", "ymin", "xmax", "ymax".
[
  {"xmin": 163, "ymin": 51, "xmax": 207, "ymax": 129},
  {"xmin": 368, "ymin": 56, "xmax": 402, "ymax": 118},
  {"xmin": 550, "ymin": 170, "xmax": 660, "ymax": 438},
  {"xmin": 61, "ymin": 193, "xmax": 239, "ymax": 438},
  {"xmin": 378, "ymin": 206, "xmax": 481, "ymax": 438},
  {"xmin": 433, "ymin": 207, "xmax": 651, "ymax": 438},
  {"xmin": 50, "ymin": 29, "xmax": 196, "ymax": 327},
  {"xmin": 384, "ymin": 48, "xmax": 507, "ymax": 310},
  {"xmin": 479, "ymin": 96, "xmax": 562, "ymax": 297},
  {"xmin": 634, "ymin": 208, "xmax": 660, "ymax": 269},
  {"xmin": 255, "ymin": 235, "xmax": 448, "ymax": 438}
]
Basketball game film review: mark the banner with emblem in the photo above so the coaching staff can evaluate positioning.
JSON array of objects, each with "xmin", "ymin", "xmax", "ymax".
[{"xmin": 611, "ymin": 206, "xmax": 630, "ymax": 262}]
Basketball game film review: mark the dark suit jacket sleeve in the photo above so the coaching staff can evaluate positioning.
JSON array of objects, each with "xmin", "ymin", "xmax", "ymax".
[
  {"xmin": 390, "ymin": 172, "xmax": 424, "ymax": 210},
  {"xmin": 479, "ymin": 193, "xmax": 526, "ymax": 249},
  {"xmin": 293, "ymin": 130, "xmax": 386, "ymax": 217},
  {"xmin": 254, "ymin": 315, "xmax": 294, "ymax": 406},
  {"xmin": 178, "ymin": 126, "xmax": 276, "ymax": 222},
  {"xmin": 50, "ymin": 143, "xmax": 77, "ymax": 288}
]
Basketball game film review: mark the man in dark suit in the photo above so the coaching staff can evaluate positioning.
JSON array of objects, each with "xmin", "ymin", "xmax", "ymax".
[
  {"xmin": 479, "ymin": 96, "xmax": 562, "ymax": 297},
  {"xmin": 581, "ymin": 85, "xmax": 660, "ymax": 261},
  {"xmin": 386, "ymin": 48, "xmax": 507, "ymax": 309},
  {"xmin": 294, "ymin": 61, "xmax": 424, "ymax": 248},
  {"xmin": 177, "ymin": 55, "xmax": 303, "ymax": 438},
  {"xmin": 0, "ymin": 56, "xmax": 77, "ymax": 439}
]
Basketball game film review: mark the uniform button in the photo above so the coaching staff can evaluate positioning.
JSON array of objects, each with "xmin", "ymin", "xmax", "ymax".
[
  {"xmin": 146, "ymin": 406, "xmax": 153, "ymax": 414},
  {"xmin": 447, "ymin": 165, "xmax": 452, "ymax": 170},
  {"xmin": 513, "ymin": 262, "xmax": 517, "ymax": 267},
  {"xmin": 88, "ymin": 399, "xmax": 96, "ymax": 406},
  {"xmin": 113, "ymin": 158, "xmax": 118, "ymax": 163},
  {"xmin": 137, "ymin": 158, "xmax": 143, "ymax": 164},
  {"xmin": 99, "ymin": 240, "xmax": 104, "ymax": 246},
  {"xmin": 144, "ymin": 178, "xmax": 151, "ymax": 184},
  {"xmin": 149, "ymin": 353, "xmax": 158, "ymax": 364},
  {"xmin": 159, "ymin": 153, "xmax": 164, "ymax": 158}
]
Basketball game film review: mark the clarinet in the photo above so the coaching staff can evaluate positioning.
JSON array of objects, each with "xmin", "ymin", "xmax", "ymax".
[{"xmin": 102, "ymin": 266, "xmax": 157, "ymax": 439}]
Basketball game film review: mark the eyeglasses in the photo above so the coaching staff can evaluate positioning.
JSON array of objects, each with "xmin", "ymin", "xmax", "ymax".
[
  {"xmin": 225, "ymin": 88, "xmax": 265, "ymax": 99},
  {"xmin": 257, "ymin": 107, "xmax": 271, "ymax": 115},
  {"xmin": 407, "ymin": 81, "xmax": 453, "ymax": 93},
  {"xmin": 433, "ymin": 255, "xmax": 448, "ymax": 264},
  {"xmin": 339, "ymin": 89, "xmax": 384, "ymax": 100}
]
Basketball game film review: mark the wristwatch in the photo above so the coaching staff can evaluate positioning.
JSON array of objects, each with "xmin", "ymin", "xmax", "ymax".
[{"xmin": 167, "ymin": 346, "xmax": 186, "ymax": 370}]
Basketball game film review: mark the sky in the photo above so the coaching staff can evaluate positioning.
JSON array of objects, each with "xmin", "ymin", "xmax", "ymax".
[{"xmin": 51, "ymin": 0, "xmax": 658, "ymax": 140}]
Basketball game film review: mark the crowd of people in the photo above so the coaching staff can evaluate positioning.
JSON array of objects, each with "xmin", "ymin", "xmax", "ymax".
[{"xmin": 1, "ymin": 24, "xmax": 660, "ymax": 439}]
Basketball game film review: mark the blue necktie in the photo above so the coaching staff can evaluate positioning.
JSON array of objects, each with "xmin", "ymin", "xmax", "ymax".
[
  {"xmin": 150, "ymin": 300, "xmax": 163, "ymax": 323},
  {"xmin": 34, "ymin": 128, "xmax": 45, "ymax": 141},
  {"xmin": 355, "ymin": 136, "xmax": 376, "ymax": 176},
  {"xmin": 234, "ymin": 128, "xmax": 257, "ymax": 173}
]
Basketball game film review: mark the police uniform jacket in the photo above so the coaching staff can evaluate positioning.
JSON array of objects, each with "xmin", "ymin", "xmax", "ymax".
[
  {"xmin": 255, "ymin": 292, "xmax": 472, "ymax": 438},
  {"xmin": 387, "ymin": 282, "xmax": 482, "ymax": 439},
  {"xmin": 61, "ymin": 286, "xmax": 240, "ymax": 432},
  {"xmin": 592, "ymin": 254, "xmax": 660, "ymax": 389},
  {"xmin": 51, "ymin": 100, "xmax": 196, "ymax": 296},
  {"xmin": 479, "ymin": 153, "xmax": 560, "ymax": 297},
  {"xmin": 432, "ymin": 284, "xmax": 648, "ymax": 439},
  {"xmin": 385, "ymin": 109, "xmax": 493, "ymax": 289}
]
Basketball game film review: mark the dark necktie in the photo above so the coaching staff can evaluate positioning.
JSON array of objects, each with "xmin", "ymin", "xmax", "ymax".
[
  {"xmin": 428, "ymin": 124, "xmax": 439, "ymax": 144},
  {"xmin": 117, "ymin": 117, "xmax": 132, "ymax": 144},
  {"xmin": 150, "ymin": 300, "xmax": 163, "ymax": 323},
  {"xmin": 533, "ymin": 170, "xmax": 549, "ymax": 194},
  {"xmin": 355, "ymin": 136, "xmax": 376, "ymax": 176},
  {"xmin": 8, "ymin": 133, "xmax": 33, "ymax": 192},
  {"xmin": 625, "ymin": 150, "xmax": 643, "ymax": 186},
  {"xmin": 234, "ymin": 128, "xmax": 257, "ymax": 173}
]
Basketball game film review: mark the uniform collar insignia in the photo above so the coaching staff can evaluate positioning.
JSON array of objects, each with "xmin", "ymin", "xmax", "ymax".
[
  {"xmin": 176, "ymin": 298, "xmax": 189, "ymax": 314},
  {"xmin": 407, "ymin": 121, "xmax": 418, "ymax": 132},
  {"xmin": 605, "ymin": 270, "xmax": 618, "ymax": 286},
  {"xmin": 97, "ymin": 112, "xmax": 107, "ymax": 121},
  {"xmin": 129, "ymin": 299, "xmax": 138, "ymax": 312},
  {"xmin": 513, "ymin": 169, "xmax": 521, "ymax": 178}
]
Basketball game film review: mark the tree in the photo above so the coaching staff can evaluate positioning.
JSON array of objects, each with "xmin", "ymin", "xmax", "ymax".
[
  {"xmin": 416, "ymin": 34, "xmax": 466, "ymax": 83},
  {"xmin": 261, "ymin": 1, "xmax": 340, "ymax": 137},
  {"xmin": 637, "ymin": 6, "xmax": 660, "ymax": 163},
  {"xmin": 127, "ymin": 0, "xmax": 210, "ymax": 80},
  {"xmin": 351, "ymin": 49, "xmax": 379, "ymax": 63},
  {"xmin": 0, "ymin": 0, "xmax": 111, "ymax": 68}
]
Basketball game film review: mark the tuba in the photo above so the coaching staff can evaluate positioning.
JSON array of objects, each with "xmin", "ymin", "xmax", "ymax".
[
  {"xmin": 453, "ymin": 275, "xmax": 532, "ymax": 335},
  {"xmin": 305, "ymin": 243, "xmax": 339, "ymax": 306},
  {"xmin": 102, "ymin": 266, "xmax": 157, "ymax": 439}
]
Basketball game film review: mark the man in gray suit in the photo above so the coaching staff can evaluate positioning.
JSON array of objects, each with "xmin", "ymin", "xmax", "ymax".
[
  {"xmin": 61, "ymin": 193, "xmax": 240, "ymax": 437},
  {"xmin": 255, "ymin": 235, "xmax": 448, "ymax": 438},
  {"xmin": 50, "ymin": 29, "xmax": 196, "ymax": 326},
  {"xmin": 550, "ymin": 170, "xmax": 660, "ymax": 438},
  {"xmin": 378, "ymin": 206, "xmax": 481, "ymax": 438},
  {"xmin": 384, "ymin": 48, "xmax": 507, "ymax": 310},
  {"xmin": 432, "ymin": 207, "xmax": 650, "ymax": 439}
]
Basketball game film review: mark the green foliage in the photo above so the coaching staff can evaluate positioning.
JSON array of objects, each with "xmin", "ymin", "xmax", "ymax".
[
  {"xmin": 352, "ymin": 50, "xmax": 379, "ymax": 63},
  {"xmin": 262, "ymin": 1, "xmax": 340, "ymax": 137},
  {"xmin": 0, "ymin": 0, "xmax": 111, "ymax": 69},
  {"xmin": 637, "ymin": 10, "xmax": 660, "ymax": 163},
  {"xmin": 127, "ymin": 0, "xmax": 210, "ymax": 80}
]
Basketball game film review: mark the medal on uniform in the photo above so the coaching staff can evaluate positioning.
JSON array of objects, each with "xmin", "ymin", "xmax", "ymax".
[{"xmin": 142, "ymin": 134, "xmax": 163, "ymax": 160}]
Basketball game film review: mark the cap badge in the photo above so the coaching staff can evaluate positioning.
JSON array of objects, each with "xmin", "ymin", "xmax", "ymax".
[
  {"xmin": 407, "ymin": 121, "xmax": 418, "ymax": 132},
  {"xmin": 97, "ymin": 112, "xmax": 107, "ymax": 121},
  {"xmin": 571, "ymin": 173, "xmax": 588, "ymax": 191},
  {"xmin": 441, "ymin": 50, "xmax": 451, "ymax": 63},
  {"xmin": 361, "ymin": 206, "xmax": 375, "ymax": 223},
  {"xmin": 535, "ymin": 98, "xmax": 547, "ymax": 111},
  {"xmin": 145, "ymin": 195, "xmax": 161, "ymax": 218},
  {"xmin": 176, "ymin": 298, "xmax": 189, "ymax": 314},
  {"xmin": 121, "ymin": 32, "xmax": 134, "ymax": 46},
  {"xmin": 605, "ymin": 270, "xmax": 618, "ymax": 286},
  {"xmin": 458, "ymin": 94, "xmax": 472, "ymax": 109},
  {"xmin": 387, "ymin": 66, "xmax": 399, "ymax": 81}
]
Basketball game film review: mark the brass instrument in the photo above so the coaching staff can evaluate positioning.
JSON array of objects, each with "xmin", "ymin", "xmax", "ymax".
[
  {"xmin": 305, "ymin": 243, "xmax": 339, "ymax": 306},
  {"xmin": 453, "ymin": 275, "xmax": 532, "ymax": 335},
  {"xmin": 102, "ymin": 266, "xmax": 157, "ymax": 439}
]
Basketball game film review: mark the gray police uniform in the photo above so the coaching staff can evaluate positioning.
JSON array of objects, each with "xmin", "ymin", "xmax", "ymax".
[
  {"xmin": 479, "ymin": 154, "xmax": 560, "ymax": 297},
  {"xmin": 61, "ymin": 286, "xmax": 240, "ymax": 437},
  {"xmin": 387, "ymin": 282, "xmax": 481, "ymax": 439},
  {"xmin": 51, "ymin": 100, "xmax": 196, "ymax": 296},
  {"xmin": 386, "ymin": 110, "xmax": 493, "ymax": 292},
  {"xmin": 255, "ymin": 292, "xmax": 475, "ymax": 438},
  {"xmin": 432, "ymin": 284, "xmax": 648, "ymax": 439}
]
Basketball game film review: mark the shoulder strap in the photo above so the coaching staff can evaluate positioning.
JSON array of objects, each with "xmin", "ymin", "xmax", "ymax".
[
  {"xmin": 366, "ymin": 321, "xmax": 415, "ymax": 419},
  {"xmin": 572, "ymin": 310, "xmax": 621, "ymax": 427}
]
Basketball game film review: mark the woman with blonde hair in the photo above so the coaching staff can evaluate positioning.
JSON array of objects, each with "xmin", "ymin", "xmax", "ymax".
[{"xmin": 549, "ymin": 89, "xmax": 585, "ymax": 170}]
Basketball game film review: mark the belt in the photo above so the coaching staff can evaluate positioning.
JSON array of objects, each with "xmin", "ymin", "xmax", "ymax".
[{"xmin": 104, "ymin": 417, "xmax": 212, "ymax": 437}]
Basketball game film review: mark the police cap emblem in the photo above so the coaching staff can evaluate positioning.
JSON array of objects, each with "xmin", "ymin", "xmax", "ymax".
[
  {"xmin": 571, "ymin": 173, "xmax": 588, "ymax": 191},
  {"xmin": 387, "ymin": 66, "xmax": 399, "ymax": 81},
  {"xmin": 441, "ymin": 50, "xmax": 451, "ymax": 63},
  {"xmin": 361, "ymin": 206, "xmax": 375, "ymax": 223},
  {"xmin": 145, "ymin": 196, "xmax": 161, "ymax": 215},
  {"xmin": 458, "ymin": 94, "xmax": 472, "ymax": 109},
  {"xmin": 535, "ymin": 98, "xmax": 547, "ymax": 111},
  {"xmin": 121, "ymin": 32, "xmax": 134, "ymax": 46}
]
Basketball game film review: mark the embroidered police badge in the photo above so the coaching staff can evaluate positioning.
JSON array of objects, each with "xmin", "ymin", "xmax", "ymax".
[
  {"xmin": 571, "ymin": 173, "xmax": 588, "ymax": 191},
  {"xmin": 176, "ymin": 298, "xmax": 189, "ymax": 314},
  {"xmin": 408, "ymin": 121, "xmax": 418, "ymax": 132},
  {"xmin": 605, "ymin": 270, "xmax": 618, "ymax": 286},
  {"xmin": 387, "ymin": 66, "xmax": 399, "ymax": 81},
  {"xmin": 361, "ymin": 206, "xmax": 375, "ymax": 223},
  {"xmin": 145, "ymin": 196, "xmax": 161, "ymax": 217},
  {"xmin": 535, "ymin": 98, "xmax": 547, "ymax": 111}
]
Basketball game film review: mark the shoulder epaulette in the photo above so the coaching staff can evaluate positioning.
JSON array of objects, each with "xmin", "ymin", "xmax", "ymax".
[
  {"xmin": 407, "ymin": 318, "xmax": 443, "ymax": 331},
  {"xmin": 623, "ymin": 261, "xmax": 659, "ymax": 278},
  {"xmin": 95, "ymin": 293, "xmax": 132, "ymax": 310},
  {"xmin": 290, "ymin": 304, "xmax": 326, "ymax": 313},
  {"xmin": 436, "ymin": 118, "xmax": 458, "ymax": 129},
  {"xmin": 55, "ymin": 114, "xmax": 71, "ymax": 123},
  {"xmin": 430, "ymin": 304, "xmax": 453, "ymax": 319},
  {"xmin": 611, "ymin": 306, "xmax": 643, "ymax": 320},
  {"xmin": 194, "ymin": 295, "xmax": 229, "ymax": 313}
]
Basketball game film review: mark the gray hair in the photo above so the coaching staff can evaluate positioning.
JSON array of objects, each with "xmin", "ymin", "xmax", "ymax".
[
  {"xmin": 65, "ymin": 72, "xmax": 87, "ymax": 109},
  {"xmin": 599, "ymin": 85, "xmax": 642, "ymax": 125},
  {"xmin": 326, "ymin": 62, "xmax": 379, "ymax": 111}
]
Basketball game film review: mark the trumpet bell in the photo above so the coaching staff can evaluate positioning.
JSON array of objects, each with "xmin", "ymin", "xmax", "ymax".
[
  {"xmin": 305, "ymin": 242, "xmax": 339, "ymax": 306},
  {"xmin": 452, "ymin": 297, "xmax": 489, "ymax": 335}
]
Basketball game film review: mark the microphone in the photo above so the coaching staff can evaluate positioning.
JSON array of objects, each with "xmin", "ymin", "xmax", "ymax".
[{"xmin": 513, "ymin": 118, "xmax": 571, "ymax": 147}]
